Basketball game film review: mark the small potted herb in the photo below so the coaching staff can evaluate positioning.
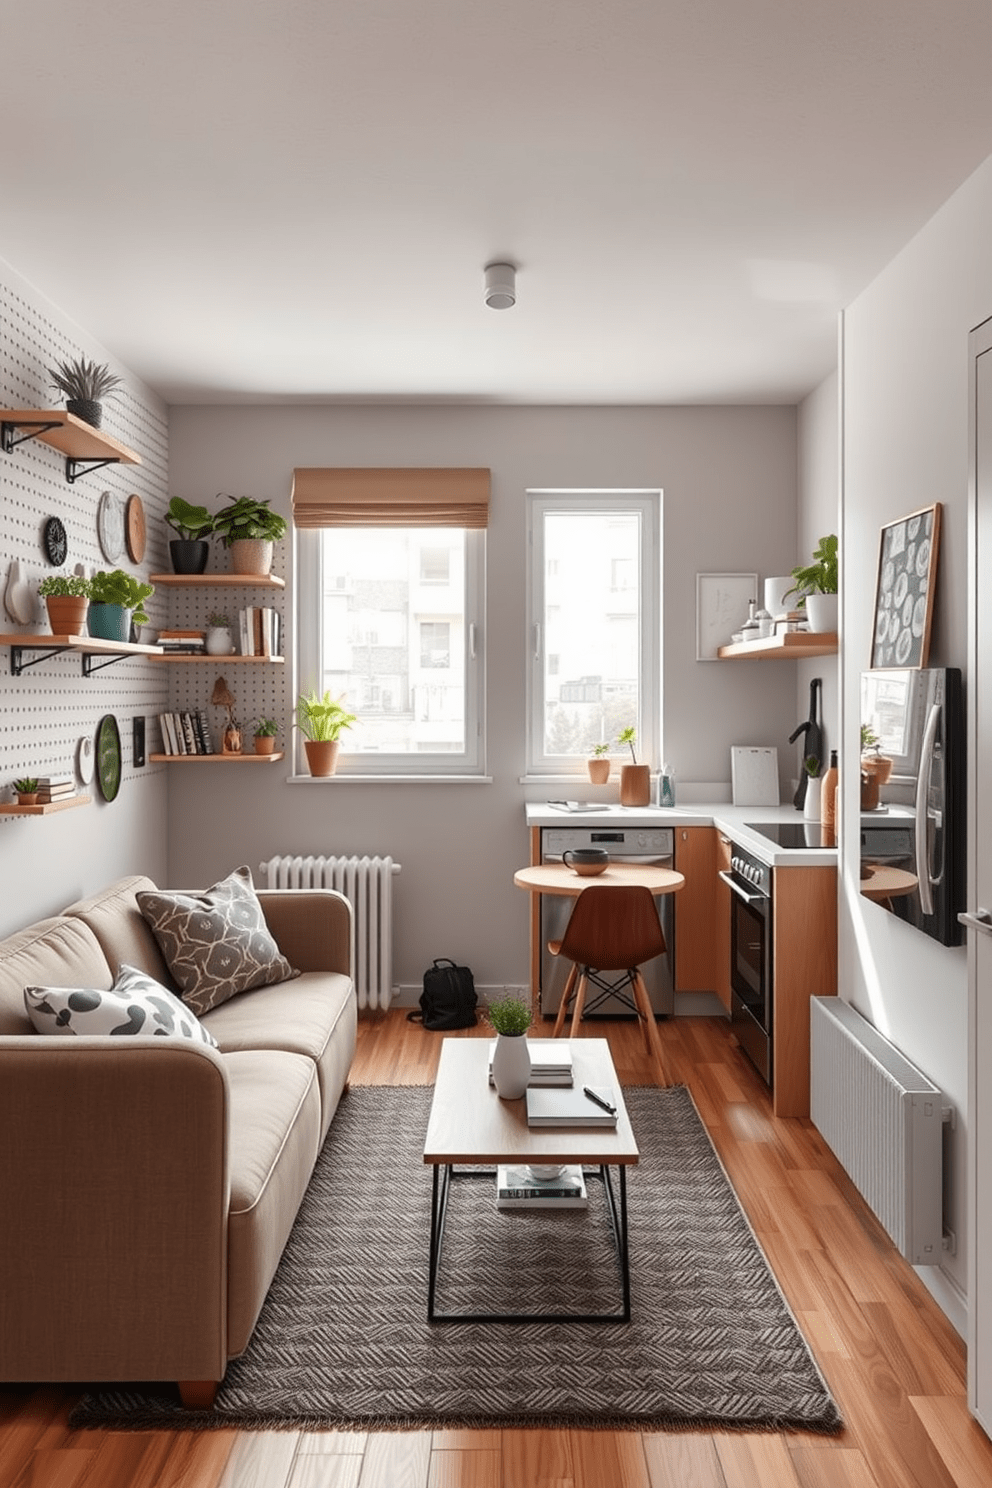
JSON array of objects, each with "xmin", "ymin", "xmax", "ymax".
[
  {"xmin": 88, "ymin": 570, "xmax": 154, "ymax": 643},
  {"xmin": 48, "ymin": 355, "xmax": 122, "ymax": 429},
  {"xmin": 212, "ymin": 494, "xmax": 288, "ymax": 576},
  {"xmin": 617, "ymin": 726, "xmax": 650, "ymax": 806},
  {"xmin": 486, "ymin": 993, "xmax": 533, "ymax": 1099},
  {"xmin": 165, "ymin": 497, "xmax": 215, "ymax": 574},
  {"xmin": 253, "ymin": 717, "xmax": 279, "ymax": 756},
  {"xmin": 205, "ymin": 610, "xmax": 235, "ymax": 656},
  {"xmin": 13, "ymin": 777, "xmax": 40, "ymax": 806},
  {"xmin": 37, "ymin": 573, "xmax": 92, "ymax": 635},
  {"xmin": 587, "ymin": 741, "xmax": 610, "ymax": 785},
  {"xmin": 784, "ymin": 534, "xmax": 839, "ymax": 634}
]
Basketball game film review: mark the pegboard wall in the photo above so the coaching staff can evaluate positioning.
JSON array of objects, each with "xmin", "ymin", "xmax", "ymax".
[{"xmin": 0, "ymin": 268, "xmax": 170, "ymax": 811}]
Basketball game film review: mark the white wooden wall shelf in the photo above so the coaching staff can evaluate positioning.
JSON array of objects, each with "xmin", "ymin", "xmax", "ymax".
[
  {"xmin": 0, "ymin": 795, "xmax": 92, "ymax": 816},
  {"xmin": 149, "ymin": 573, "xmax": 286, "ymax": 588},
  {"xmin": 149, "ymin": 752, "xmax": 285, "ymax": 764},
  {"xmin": 717, "ymin": 632, "xmax": 837, "ymax": 660},
  {"xmin": 152, "ymin": 654, "xmax": 284, "ymax": 665},
  {"xmin": 0, "ymin": 409, "xmax": 141, "ymax": 484},
  {"xmin": 0, "ymin": 633, "xmax": 163, "ymax": 676}
]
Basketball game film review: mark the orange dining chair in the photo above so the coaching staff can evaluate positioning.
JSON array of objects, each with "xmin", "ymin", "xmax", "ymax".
[{"xmin": 548, "ymin": 884, "xmax": 669, "ymax": 1081}]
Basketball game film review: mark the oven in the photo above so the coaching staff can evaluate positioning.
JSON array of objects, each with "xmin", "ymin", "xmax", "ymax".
[{"xmin": 719, "ymin": 844, "xmax": 772, "ymax": 1083}]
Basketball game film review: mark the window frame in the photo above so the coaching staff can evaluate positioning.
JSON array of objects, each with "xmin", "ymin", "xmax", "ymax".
[
  {"xmin": 294, "ymin": 525, "xmax": 487, "ymax": 778},
  {"xmin": 525, "ymin": 489, "xmax": 661, "ymax": 777}
]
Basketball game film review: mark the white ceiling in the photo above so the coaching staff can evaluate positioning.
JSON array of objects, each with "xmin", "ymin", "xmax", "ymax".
[{"xmin": 3, "ymin": 1, "xmax": 991, "ymax": 406}]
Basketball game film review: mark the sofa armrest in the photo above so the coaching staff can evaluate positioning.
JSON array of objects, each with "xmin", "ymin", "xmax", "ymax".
[
  {"xmin": 0, "ymin": 1037, "xmax": 230, "ymax": 1384},
  {"xmin": 257, "ymin": 888, "xmax": 353, "ymax": 976}
]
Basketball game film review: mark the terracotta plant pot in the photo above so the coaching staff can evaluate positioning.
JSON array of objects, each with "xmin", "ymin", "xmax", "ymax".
[
  {"xmin": 620, "ymin": 763, "xmax": 651, "ymax": 807},
  {"xmin": 16, "ymin": 793, "xmax": 38, "ymax": 807},
  {"xmin": 304, "ymin": 739, "xmax": 340, "ymax": 777},
  {"xmin": 231, "ymin": 539, "xmax": 274, "ymax": 576},
  {"xmin": 44, "ymin": 596, "xmax": 89, "ymax": 636},
  {"xmin": 587, "ymin": 757, "xmax": 610, "ymax": 784},
  {"xmin": 254, "ymin": 735, "xmax": 277, "ymax": 755}
]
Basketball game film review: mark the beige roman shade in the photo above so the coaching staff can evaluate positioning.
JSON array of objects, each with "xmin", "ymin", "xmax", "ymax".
[{"xmin": 292, "ymin": 467, "xmax": 490, "ymax": 529}]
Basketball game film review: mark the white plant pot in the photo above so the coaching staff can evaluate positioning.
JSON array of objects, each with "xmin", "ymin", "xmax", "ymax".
[
  {"xmin": 490, "ymin": 1032, "xmax": 531, "ymax": 1100},
  {"xmin": 805, "ymin": 593, "xmax": 838, "ymax": 634},
  {"xmin": 803, "ymin": 774, "xmax": 822, "ymax": 822},
  {"xmin": 764, "ymin": 576, "xmax": 794, "ymax": 617},
  {"xmin": 205, "ymin": 626, "xmax": 235, "ymax": 656}
]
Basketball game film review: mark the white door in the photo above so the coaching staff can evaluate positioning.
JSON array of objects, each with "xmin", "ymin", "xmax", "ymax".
[{"xmin": 966, "ymin": 316, "xmax": 992, "ymax": 1432}]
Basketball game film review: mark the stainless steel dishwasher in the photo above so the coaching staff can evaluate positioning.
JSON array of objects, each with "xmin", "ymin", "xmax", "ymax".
[{"xmin": 538, "ymin": 826, "xmax": 675, "ymax": 1018}]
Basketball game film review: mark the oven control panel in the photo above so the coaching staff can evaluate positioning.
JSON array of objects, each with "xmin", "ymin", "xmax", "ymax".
[{"xmin": 730, "ymin": 849, "xmax": 771, "ymax": 896}]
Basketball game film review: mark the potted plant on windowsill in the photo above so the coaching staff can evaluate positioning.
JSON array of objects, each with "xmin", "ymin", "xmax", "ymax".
[
  {"xmin": 486, "ymin": 992, "xmax": 533, "ymax": 1099},
  {"xmin": 212, "ymin": 494, "xmax": 288, "ymax": 576},
  {"xmin": 784, "ymin": 534, "xmax": 838, "ymax": 635},
  {"xmin": 37, "ymin": 573, "xmax": 92, "ymax": 635},
  {"xmin": 253, "ymin": 718, "xmax": 279, "ymax": 756},
  {"xmin": 587, "ymin": 742, "xmax": 611, "ymax": 785},
  {"xmin": 47, "ymin": 355, "xmax": 122, "ymax": 430},
  {"xmin": 165, "ymin": 497, "xmax": 215, "ymax": 575},
  {"xmin": 617, "ymin": 726, "xmax": 650, "ymax": 806},
  {"xmin": 296, "ymin": 689, "xmax": 356, "ymax": 776},
  {"xmin": 88, "ymin": 570, "xmax": 154, "ymax": 643}
]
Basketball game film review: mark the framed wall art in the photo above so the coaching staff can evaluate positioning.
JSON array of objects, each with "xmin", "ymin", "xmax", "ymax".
[
  {"xmin": 696, "ymin": 572, "xmax": 758, "ymax": 660},
  {"xmin": 870, "ymin": 503, "xmax": 941, "ymax": 669}
]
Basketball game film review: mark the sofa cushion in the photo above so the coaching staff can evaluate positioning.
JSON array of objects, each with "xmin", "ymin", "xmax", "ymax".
[
  {"xmin": 137, "ymin": 866, "xmax": 299, "ymax": 1017},
  {"xmin": 0, "ymin": 917, "xmax": 112, "ymax": 1036},
  {"xmin": 63, "ymin": 876, "xmax": 175, "ymax": 987},
  {"xmin": 24, "ymin": 963, "xmax": 218, "ymax": 1046}
]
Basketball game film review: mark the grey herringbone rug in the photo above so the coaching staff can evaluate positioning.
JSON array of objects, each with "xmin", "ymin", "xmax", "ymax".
[{"xmin": 71, "ymin": 1085, "xmax": 841, "ymax": 1433}]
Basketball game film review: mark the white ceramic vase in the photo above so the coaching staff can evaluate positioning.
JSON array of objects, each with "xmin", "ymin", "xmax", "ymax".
[
  {"xmin": 805, "ymin": 593, "xmax": 838, "ymax": 634},
  {"xmin": 491, "ymin": 1032, "xmax": 531, "ymax": 1100},
  {"xmin": 206, "ymin": 626, "xmax": 235, "ymax": 656},
  {"xmin": 803, "ymin": 774, "xmax": 822, "ymax": 822}
]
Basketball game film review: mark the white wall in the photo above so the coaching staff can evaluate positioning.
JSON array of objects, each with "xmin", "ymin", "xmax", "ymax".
[
  {"xmin": 839, "ymin": 151, "xmax": 992, "ymax": 1321},
  {"xmin": 166, "ymin": 403, "xmax": 800, "ymax": 996},
  {"xmin": 796, "ymin": 371, "xmax": 840, "ymax": 779}
]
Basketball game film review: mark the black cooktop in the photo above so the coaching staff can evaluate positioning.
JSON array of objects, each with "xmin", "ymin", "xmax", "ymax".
[{"xmin": 744, "ymin": 821, "xmax": 834, "ymax": 849}]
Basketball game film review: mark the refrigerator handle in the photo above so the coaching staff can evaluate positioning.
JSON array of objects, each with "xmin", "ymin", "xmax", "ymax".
[{"xmin": 915, "ymin": 701, "xmax": 941, "ymax": 917}]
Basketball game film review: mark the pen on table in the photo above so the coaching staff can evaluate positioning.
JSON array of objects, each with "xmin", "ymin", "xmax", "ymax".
[{"xmin": 583, "ymin": 1086, "xmax": 616, "ymax": 1115}]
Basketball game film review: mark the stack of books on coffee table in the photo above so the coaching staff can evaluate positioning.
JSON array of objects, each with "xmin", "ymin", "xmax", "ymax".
[{"xmin": 487, "ymin": 1038, "xmax": 573, "ymax": 1087}]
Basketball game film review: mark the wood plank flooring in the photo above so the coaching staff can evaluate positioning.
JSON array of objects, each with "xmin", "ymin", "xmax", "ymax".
[{"xmin": 2, "ymin": 1010, "xmax": 991, "ymax": 1488}]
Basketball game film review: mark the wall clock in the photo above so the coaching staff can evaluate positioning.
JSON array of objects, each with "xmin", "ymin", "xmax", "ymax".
[
  {"xmin": 43, "ymin": 516, "xmax": 68, "ymax": 566},
  {"xmin": 95, "ymin": 714, "xmax": 122, "ymax": 802},
  {"xmin": 125, "ymin": 494, "xmax": 146, "ymax": 562},
  {"xmin": 97, "ymin": 490, "xmax": 125, "ymax": 563}
]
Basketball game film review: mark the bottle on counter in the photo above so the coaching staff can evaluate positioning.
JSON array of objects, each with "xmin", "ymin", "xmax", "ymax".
[
  {"xmin": 658, "ymin": 764, "xmax": 676, "ymax": 808},
  {"xmin": 820, "ymin": 749, "xmax": 839, "ymax": 833}
]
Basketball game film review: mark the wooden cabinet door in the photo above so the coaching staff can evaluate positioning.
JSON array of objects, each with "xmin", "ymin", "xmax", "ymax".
[{"xmin": 674, "ymin": 826, "xmax": 719, "ymax": 993}]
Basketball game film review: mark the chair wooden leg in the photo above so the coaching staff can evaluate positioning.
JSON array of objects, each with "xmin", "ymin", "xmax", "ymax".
[
  {"xmin": 631, "ymin": 969, "xmax": 669, "ymax": 1085},
  {"xmin": 569, "ymin": 971, "xmax": 590, "ymax": 1038},
  {"xmin": 552, "ymin": 963, "xmax": 578, "ymax": 1039}
]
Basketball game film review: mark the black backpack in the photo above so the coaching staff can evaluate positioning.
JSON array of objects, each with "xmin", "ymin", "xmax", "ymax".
[{"xmin": 407, "ymin": 958, "xmax": 478, "ymax": 1030}]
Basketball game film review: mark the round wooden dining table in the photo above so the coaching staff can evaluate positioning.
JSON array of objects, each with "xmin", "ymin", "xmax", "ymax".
[{"xmin": 513, "ymin": 862, "xmax": 685, "ymax": 897}]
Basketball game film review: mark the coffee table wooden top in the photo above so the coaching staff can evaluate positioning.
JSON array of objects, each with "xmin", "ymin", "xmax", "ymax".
[
  {"xmin": 513, "ymin": 862, "xmax": 684, "ymax": 897},
  {"xmin": 423, "ymin": 1037, "xmax": 639, "ymax": 1166}
]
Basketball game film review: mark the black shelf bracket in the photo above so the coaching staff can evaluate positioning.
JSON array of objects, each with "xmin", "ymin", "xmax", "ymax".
[
  {"xmin": 66, "ymin": 455, "xmax": 122, "ymax": 485},
  {"xmin": 1, "ymin": 419, "xmax": 62, "ymax": 455},
  {"xmin": 10, "ymin": 644, "xmax": 71, "ymax": 676},
  {"xmin": 81, "ymin": 650, "xmax": 134, "ymax": 675}
]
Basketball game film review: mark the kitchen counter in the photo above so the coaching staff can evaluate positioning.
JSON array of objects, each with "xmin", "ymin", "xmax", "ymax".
[{"xmin": 524, "ymin": 801, "xmax": 837, "ymax": 868}]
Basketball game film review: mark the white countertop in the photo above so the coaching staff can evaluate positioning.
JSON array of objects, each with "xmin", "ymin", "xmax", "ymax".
[{"xmin": 525, "ymin": 800, "xmax": 838, "ymax": 867}]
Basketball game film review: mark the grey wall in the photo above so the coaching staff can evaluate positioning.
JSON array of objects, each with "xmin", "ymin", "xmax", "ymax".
[
  {"xmin": 166, "ymin": 403, "xmax": 801, "ymax": 996},
  {"xmin": 795, "ymin": 371, "xmax": 840, "ymax": 779}
]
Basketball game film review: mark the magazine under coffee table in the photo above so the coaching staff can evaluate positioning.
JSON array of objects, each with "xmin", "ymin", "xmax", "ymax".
[{"xmin": 423, "ymin": 1037, "xmax": 639, "ymax": 1323}]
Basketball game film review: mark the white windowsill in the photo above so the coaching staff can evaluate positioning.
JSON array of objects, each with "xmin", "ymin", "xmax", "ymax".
[{"xmin": 288, "ymin": 773, "xmax": 494, "ymax": 785}]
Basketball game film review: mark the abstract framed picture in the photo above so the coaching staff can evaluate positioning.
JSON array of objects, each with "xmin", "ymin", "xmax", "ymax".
[
  {"xmin": 870, "ymin": 503, "xmax": 941, "ymax": 669},
  {"xmin": 695, "ymin": 573, "xmax": 758, "ymax": 660}
]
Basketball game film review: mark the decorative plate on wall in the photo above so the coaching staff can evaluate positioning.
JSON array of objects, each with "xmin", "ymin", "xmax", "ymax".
[
  {"xmin": 95, "ymin": 714, "xmax": 122, "ymax": 802},
  {"xmin": 125, "ymin": 494, "xmax": 146, "ymax": 562},
  {"xmin": 97, "ymin": 490, "xmax": 125, "ymax": 564},
  {"xmin": 43, "ymin": 516, "xmax": 68, "ymax": 566},
  {"xmin": 76, "ymin": 734, "xmax": 95, "ymax": 785}
]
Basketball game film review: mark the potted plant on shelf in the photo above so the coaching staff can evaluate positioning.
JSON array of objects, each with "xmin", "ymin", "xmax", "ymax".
[
  {"xmin": 165, "ymin": 497, "xmax": 215, "ymax": 575},
  {"xmin": 205, "ymin": 610, "xmax": 235, "ymax": 656},
  {"xmin": 784, "ymin": 533, "xmax": 839, "ymax": 635},
  {"xmin": 486, "ymin": 992, "xmax": 533, "ymax": 1099},
  {"xmin": 587, "ymin": 741, "xmax": 611, "ymax": 785},
  {"xmin": 296, "ymin": 689, "xmax": 356, "ymax": 777},
  {"xmin": 212, "ymin": 494, "xmax": 288, "ymax": 576},
  {"xmin": 860, "ymin": 722, "xmax": 892, "ymax": 810},
  {"xmin": 13, "ymin": 777, "xmax": 39, "ymax": 806},
  {"xmin": 617, "ymin": 726, "xmax": 650, "ymax": 806},
  {"xmin": 88, "ymin": 570, "xmax": 154, "ymax": 643},
  {"xmin": 253, "ymin": 717, "xmax": 279, "ymax": 756},
  {"xmin": 37, "ymin": 573, "xmax": 92, "ymax": 635},
  {"xmin": 47, "ymin": 355, "xmax": 122, "ymax": 430}
]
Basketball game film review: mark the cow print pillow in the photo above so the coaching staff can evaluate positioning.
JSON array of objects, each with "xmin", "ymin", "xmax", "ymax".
[{"xmin": 24, "ymin": 962, "xmax": 218, "ymax": 1046}]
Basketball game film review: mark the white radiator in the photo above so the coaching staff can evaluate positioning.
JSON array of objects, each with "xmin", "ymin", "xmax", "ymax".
[
  {"xmin": 810, "ymin": 997, "xmax": 944, "ymax": 1265},
  {"xmin": 259, "ymin": 854, "xmax": 400, "ymax": 1012}
]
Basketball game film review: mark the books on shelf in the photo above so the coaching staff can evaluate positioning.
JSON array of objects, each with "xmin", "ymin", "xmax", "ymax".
[
  {"xmin": 158, "ymin": 710, "xmax": 216, "ymax": 756},
  {"xmin": 525, "ymin": 1085, "xmax": 618, "ymax": 1128},
  {"xmin": 496, "ymin": 1164, "xmax": 589, "ymax": 1209},
  {"xmin": 236, "ymin": 606, "xmax": 281, "ymax": 657},
  {"xmin": 158, "ymin": 628, "xmax": 207, "ymax": 653},
  {"xmin": 488, "ymin": 1038, "xmax": 574, "ymax": 1087}
]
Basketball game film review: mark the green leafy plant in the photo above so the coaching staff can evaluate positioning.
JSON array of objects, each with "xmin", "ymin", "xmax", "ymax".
[
  {"xmin": 48, "ymin": 355, "xmax": 122, "ymax": 403},
  {"xmin": 785, "ymin": 534, "xmax": 838, "ymax": 605},
  {"xmin": 165, "ymin": 497, "xmax": 215, "ymax": 540},
  {"xmin": 207, "ymin": 611, "xmax": 230, "ymax": 628},
  {"xmin": 37, "ymin": 574, "xmax": 92, "ymax": 599},
  {"xmin": 590, "ymin": 742, "xmax": 610, "ymax": 758},
  {"xmin": 88, "ymin": 569, "xmax": 155, "ymax": 627},
  {"xmin": 13, "ymin": 778, "xmax": 39, "ymax": 794},
  {"xmin": 804, "ymin": 754, "xmax": 821, "ymax": 778},
  {"xmin": 254, "ymin": 717, "xmax": 279, "ymax": 737},
  {"xmin": 617, "ymin": 726, "xmax": 638, "ymax": 764},
  {"xmin": 213, "ymin": 494, "xmax": 288, "ymax": 547},
  {"xmin": 295, "ymin": 689, "xmax": 356, "ymax": 742},
  {"xmin": 861, "ymin": 723, "xmax": 881, "ymax": 753},
  {"xmin": 486, "ymin": 993, "xmax": 532, "ymax": 1036}
]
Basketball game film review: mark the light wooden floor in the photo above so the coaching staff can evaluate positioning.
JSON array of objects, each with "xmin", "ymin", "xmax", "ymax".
[{"xmin": 3, "ymin": 1010, "xmax": 992, "ymax": 1488}]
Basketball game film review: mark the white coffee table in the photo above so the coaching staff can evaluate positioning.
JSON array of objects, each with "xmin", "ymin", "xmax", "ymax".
[{"xmin": 422, "ymin": 1036, "xmax": 639, "ymax": 1323}]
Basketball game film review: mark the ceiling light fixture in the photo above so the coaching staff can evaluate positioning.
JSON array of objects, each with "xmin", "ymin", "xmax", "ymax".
[{"xmin": 484, "ymin": 262, "xmax": 516, "ymax": 310}]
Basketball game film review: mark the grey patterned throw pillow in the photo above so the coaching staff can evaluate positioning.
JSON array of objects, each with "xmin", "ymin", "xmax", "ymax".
[
  {"xmin": 136, "ymin": 864, "xmax": 299, "ymax": 1016},
  {"xmin": 24, "ymin": 962, "xmax": 217, "ymax": 1046}
]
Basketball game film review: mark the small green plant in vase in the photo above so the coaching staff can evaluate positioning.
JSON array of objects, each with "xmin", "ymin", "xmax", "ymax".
[
  {"xmin": 784, "ymin": 534, "xmax": 839, "ymax": 635},
  {"xmin": 37, "ymin": 573, "xmax": 91, "ymax": 635},
  {"xmin": 253, "ymin": 717, "xmax": 279, "ymax": 756},
  {"xmin": 88, "ymin": 570, "xmax": 154, "ymax": 643},
  {"xmin": 487, "ymin": 993, "xmax": 533, "ymax": 1099},
  {"xmin": 13, "ymin": 777, "xmax": 40, "ymax": 805},
  {"xmin": 296, "ymin": 689, "xmax": 356, "ymax": 776},
  {"xmin": 48, "ymin": 355, "xmax": 122, "ymax": 429},
  {"xmin": 617, "ymin": 726, "xmax": 650, "ymax": 806},
  {"xmin": 165, "ymin": 497, "xmax": 215, "ymax": 574},
  {"xmin": 588, "ymin": 740, "xmax": 611, "ymax": 784},
  {"xmin": 213, "ymin": 494, "xmax": 288, "ymax": 575}
]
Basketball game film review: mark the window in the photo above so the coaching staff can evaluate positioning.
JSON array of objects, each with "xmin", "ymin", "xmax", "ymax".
[{"xmin": 526, "ymin": 490, "xmax": 661, "ymax": 775}]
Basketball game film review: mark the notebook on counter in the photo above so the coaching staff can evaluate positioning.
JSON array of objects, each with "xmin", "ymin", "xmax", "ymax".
[{"xmin": 525, "ymin": 1085, "xmax": 618, "ymax": 1127}]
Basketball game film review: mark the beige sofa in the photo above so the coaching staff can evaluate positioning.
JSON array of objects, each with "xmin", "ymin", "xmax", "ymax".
[{"xmin": 0, "ymin": 874, "xmax": 356, "ymax": 1408}]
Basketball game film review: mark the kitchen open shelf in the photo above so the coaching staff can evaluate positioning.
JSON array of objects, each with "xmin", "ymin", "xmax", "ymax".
[
  {"xmin": 0, "ymin": 633, "xmax": 163, "ymax": 676},
  {"xmin": 0, "ymin": 409, "xmax": 141, "ymax": 483},
  {"xmin": 149, "ymin": 573, "xmax": 285, "ymax": 588},
  {"xmin": 717, "ymin": 631, "xmax": 837, "ymax": 660},
  {"xmin": 0, "ymin": 795, "xmax": 92, "ymax": 816},
  {"xmin": 151, "ymin": 653, "xmax": 284, "ymax": 664},
  {"xmin": 149, "ymin": 752, "xmax": 285, "ymax": 764}
]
